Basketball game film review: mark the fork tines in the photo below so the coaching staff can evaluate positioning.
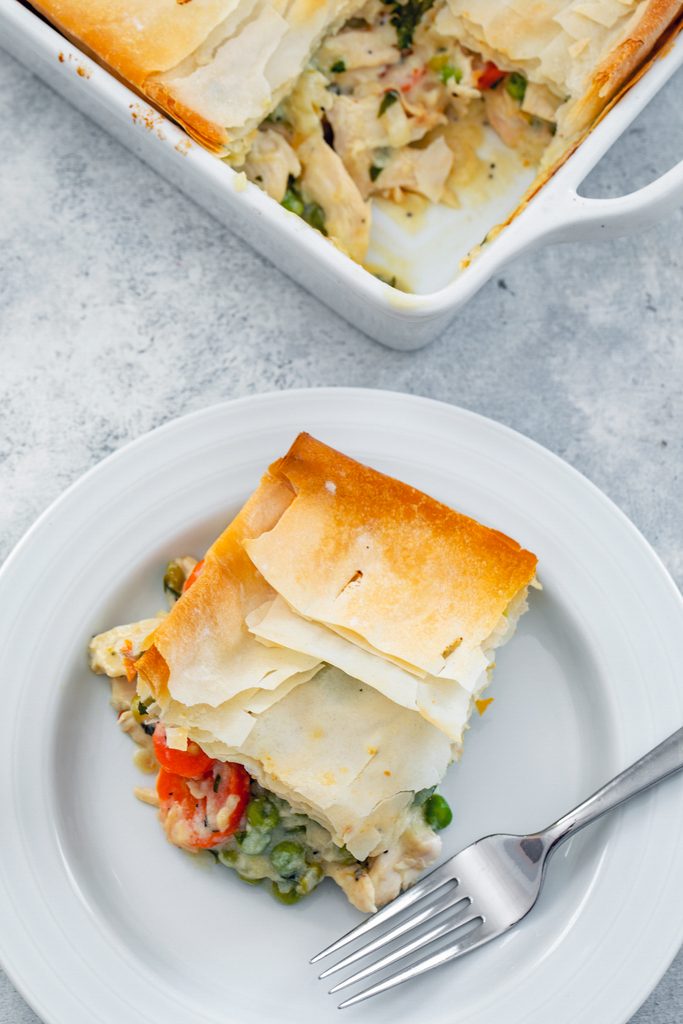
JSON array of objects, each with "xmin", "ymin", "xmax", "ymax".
[
  {"xmin": 311, "ymin": 862, "xmax": 489, "ymax": 1009},
  {"xmin": 335, "ymin": 922, "xmax": 489, "ymax": 1008},
  {"xmin": 310, "ymin": 863, "xmax": 454, "ymax": 965}
]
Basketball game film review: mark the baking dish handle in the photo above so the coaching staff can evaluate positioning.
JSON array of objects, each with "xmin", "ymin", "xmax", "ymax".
[{"xmin": 536, "ymin": 157, "xmax": 683, "ymax": 243}]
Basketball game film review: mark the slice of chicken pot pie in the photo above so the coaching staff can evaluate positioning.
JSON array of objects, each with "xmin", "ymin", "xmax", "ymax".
[
  {"xmin": 89, "ymin": 434, "xmax": 538, "ymax": 911},
  {"xmin": 36, "ymin": 0, "xmax": 682, "ymax": 270}
]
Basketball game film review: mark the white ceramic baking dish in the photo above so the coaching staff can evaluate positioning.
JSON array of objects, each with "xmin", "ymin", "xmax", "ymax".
[{"xmin": 3, "ymin": 0, "xmax": 683, "ymax": 349}]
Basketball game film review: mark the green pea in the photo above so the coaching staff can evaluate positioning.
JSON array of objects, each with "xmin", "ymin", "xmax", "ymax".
[
  {"xmin": 282, "ymin": 187, "xmax": 305, "ymax": 217},
  {"xmin": 270, "ymin": 840, "xmax": 306, "ymax": 878},
  {"xmin": 247, "ymin": 797, "xmax": 280, "ymax": 830},
  {"xmin": 439, "ymin": 65, "xmax": 462, "ymax": 85},
  {"xmin": 424, "ymin": 794, "xmax": 453, "ymax": 831},
  {"xmin": 505, "ymin": 72, "xmax": 527, "ymax": 103},
  {"xmin": 297, "ymin": 863, "xmax": 324, "ymax": 896},
  {"xmin": 237, "ymin": 829, "xmax": 271, "ymax": 855},
  {"xmin": 272, "ymin": 881, "xmax": 302, "ymax": 904},
  {"xmin": 163, "ymin": 561, "xmax": 185, "ymax": 599}
]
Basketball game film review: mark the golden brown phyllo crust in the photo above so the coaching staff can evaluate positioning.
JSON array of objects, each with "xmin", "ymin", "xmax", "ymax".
[
  {"xmin": 30, "ymin": 0, "xmax": 366, "ymax": 154},
  {"xmin": 31, "ymin": 0, "xmax": 682, "ymax": 159},
  {"xmin": 138, "ymin": 431, "xmax": 537, "ymax": 697},
  {"xmin": 245, "ymin": 433, "xmax": 538, "ymax": 675}
]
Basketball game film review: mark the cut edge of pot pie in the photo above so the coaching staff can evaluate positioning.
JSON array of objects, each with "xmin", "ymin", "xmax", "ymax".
[
  {"xmin": 89, "ymin": 434, "xmax": 538, "ymax": 912},
  {"xmin": 32, "ymin": 0, "xmax": 683, "ymax": 271}
]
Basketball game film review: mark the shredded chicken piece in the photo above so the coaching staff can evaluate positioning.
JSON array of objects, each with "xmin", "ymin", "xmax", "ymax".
[
  {"xmin": 368, "ymin": 817, "xmax": 441, "ymax": 908},
  {"xmin": 118, "ymin": 708, "xmax": 154, "ymax": 750},
  {"xmin": 297, "ymin": 136, "xmax": 371, "ymax": 262},
  {"xmin": 317, "ymin": 25, "xmax": 400, "ymax": 70},
  {"xmin": 522, "ymin": 82, "xmax": 562, "ymax": 122},
  {"xmin": 377, "ymin": 137, "xmax": 454, "ymax": 203},
  {"xmin": 483, "ymin": 88, "xmax": 554, "ymax": 163},
  {"xmin": 242, "ymin": 129, "xmax": 301, "ymax": 202},
  {"xmin": 134, "ymin": 786, "xmax": 159, "ymax": 807},
  {"xmin": 325, "ymin": 862, "xmax": 379, "ymax": 913},
  {"xmin": 328, "ymin": 92, "xmax": 443, "ymax": 197},
  {"xmin": 133, "ymin": 747, "xmax": 159, "ymax": 774},
  {"xmin": 110, "ymin": 676, "xmax": 136, "ymax": 714},
  {"xmin": 484, "ymin": 88, "xmax": 530, "ymax": 148},
  {"xmin": 283, "ymin": 69, "xmax": 332, "ymax": 138},
  {"xmin": 89, "ymin": 615, "xmax": 165, "ymax": 678},
  {"xmin": 325, "ymin": 809, "xmax": 442, "ymax": 912}
]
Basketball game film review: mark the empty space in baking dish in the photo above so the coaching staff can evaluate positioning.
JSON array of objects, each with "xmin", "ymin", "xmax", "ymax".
[{"xmin": 366, "ymin": 125, "xmax": 538, "ymax": 293}]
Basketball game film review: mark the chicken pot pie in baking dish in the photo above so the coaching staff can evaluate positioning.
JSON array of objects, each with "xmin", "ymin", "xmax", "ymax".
[
  {"xmin": 33, "ymin": 0, "xmax": 682, "ymax": 278},
  {"xmin": 89, "ymin": 433, "xmax": 538, "ymax": 911}
]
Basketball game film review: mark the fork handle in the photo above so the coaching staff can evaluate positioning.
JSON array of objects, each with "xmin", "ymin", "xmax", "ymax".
[{"xmin": 542, "ymin": 726, "xmax": 683, "ymax": 849}]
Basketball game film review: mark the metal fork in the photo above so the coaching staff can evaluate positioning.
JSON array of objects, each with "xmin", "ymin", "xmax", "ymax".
[{"xmin": 312, "ymin": 725, "xmax": 683, "ymax": 1009}]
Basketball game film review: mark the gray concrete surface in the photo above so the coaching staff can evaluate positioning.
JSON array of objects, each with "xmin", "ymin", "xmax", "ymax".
[{"xmin": 1, "ymin": 38, "xmax": 682, "ymax": 1024}]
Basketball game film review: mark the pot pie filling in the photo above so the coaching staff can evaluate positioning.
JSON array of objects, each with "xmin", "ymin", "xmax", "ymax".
[
  {"xmin": 90, "ymin": 555, "xmax": 455, "ymax": 911},
  {"xmin": 237, "ymin": 0, "xmax": 557, "ymax": 267}
]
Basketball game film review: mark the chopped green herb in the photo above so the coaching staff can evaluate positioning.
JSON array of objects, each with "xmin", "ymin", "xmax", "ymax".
[
  {"xmin": 330, "ymin": 59, "xmax": 346, "ymax": 73},
  {"xmin": 505, "ymin": 72, "xmax": 527, "ymax": 103},
  {"xmin": 373, "ymin": 271, "xmax": 398, "ymax": 288},
  {"xmin": 378, "ymin": 89, "xmax": 400, "ymax": 117},
  {"xmin": 383, "ymin": 0, "xmax": 435, "ymax": 52},
  {"xmin": 213, "ymin": 774, "xmax": 222, "ymax": 793},
  {"xmin": 369, "ymin": 164, "xmax": 383, "ymax": 182}
]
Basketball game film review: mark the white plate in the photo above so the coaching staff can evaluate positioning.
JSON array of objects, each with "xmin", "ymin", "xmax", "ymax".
[{"xmin": 1, "ymin": 388, "xmax": 682, "ymax": 1024}]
